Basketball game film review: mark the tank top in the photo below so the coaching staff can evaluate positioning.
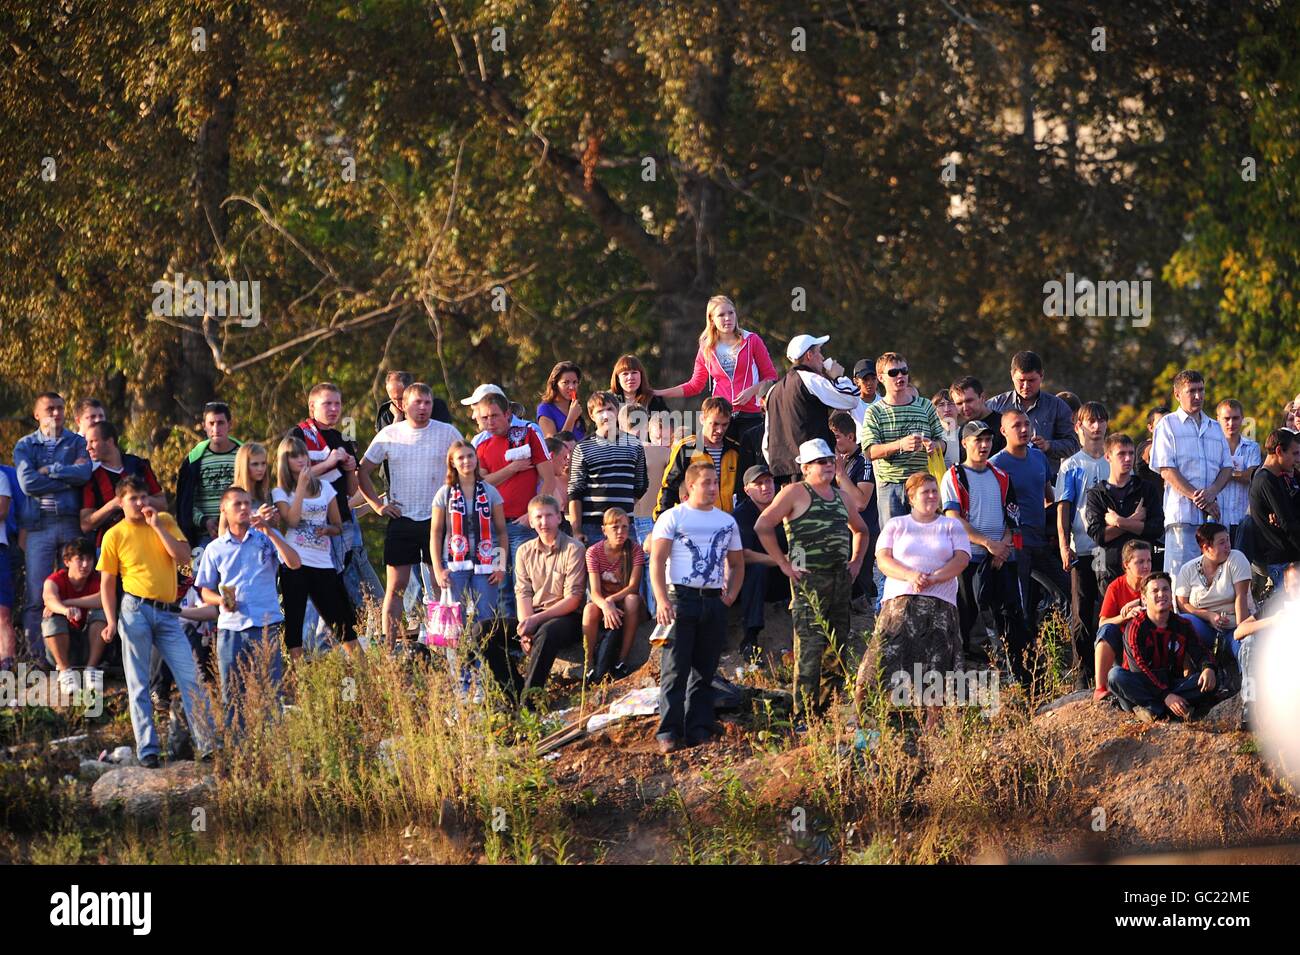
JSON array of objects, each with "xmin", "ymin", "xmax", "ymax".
[{"xmin": 783, "ymin": 482, "xmax": 850, "ymax": 572}]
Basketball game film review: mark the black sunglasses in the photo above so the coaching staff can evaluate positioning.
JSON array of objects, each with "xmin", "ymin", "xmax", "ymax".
[{"xmin": 886, "ymin": 367, "xmax": 909, "ymax": 378}]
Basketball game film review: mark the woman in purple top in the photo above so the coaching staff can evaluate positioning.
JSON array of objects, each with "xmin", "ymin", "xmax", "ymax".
[
  {"xmin": 537, "ymin": 361, "xmax": 586, "ymax": 441},
  {"xmin": 858, "ymin": 472, "xmax": 972, "ymax": 704}
]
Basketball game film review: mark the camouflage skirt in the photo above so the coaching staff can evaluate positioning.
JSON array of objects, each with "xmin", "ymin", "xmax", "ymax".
[{"xmin": 857, "ymin": 595, "xmax": 961, "ymax": 703}]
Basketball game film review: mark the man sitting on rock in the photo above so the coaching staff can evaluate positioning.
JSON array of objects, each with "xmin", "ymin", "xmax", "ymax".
[{"xmin": 1107, "ymin": 571, "xmax": 1216, "ymax": 722}]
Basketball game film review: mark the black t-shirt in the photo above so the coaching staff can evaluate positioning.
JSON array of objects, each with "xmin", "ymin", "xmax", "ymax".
[
  {"xmin": 291, "ymin": 421, "xmax": 359, "ymax": 524},
  {"xmin": 733, "ymin": 496, "xmax": 786, "ymax": 555}
]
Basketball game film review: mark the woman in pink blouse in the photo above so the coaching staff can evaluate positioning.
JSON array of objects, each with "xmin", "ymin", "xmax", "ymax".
[{"xmin": 654, "ymin": 295, "xmax": 778, "ymax": 444}]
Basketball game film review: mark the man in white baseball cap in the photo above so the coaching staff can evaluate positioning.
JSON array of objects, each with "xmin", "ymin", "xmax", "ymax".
[
  {"xmin": 754, "ymin": 437, "xmax": 867, "ymax": 719},
  {"xmin": 461, "ymin": 383, "xmax": 507, "ymax": 407},
  {"xmin": 763, "ymin": 335, "xmax": 859, "ymax": 486}
]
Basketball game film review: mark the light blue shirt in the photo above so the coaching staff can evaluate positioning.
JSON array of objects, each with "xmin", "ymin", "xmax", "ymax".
[
  {"xmin": 194, "ymin": 528, "xmax": 286, "ymax": 632},
  {"xmin": 1150, "ymin": 408, "xmax": 1232, "ymax": 528}
]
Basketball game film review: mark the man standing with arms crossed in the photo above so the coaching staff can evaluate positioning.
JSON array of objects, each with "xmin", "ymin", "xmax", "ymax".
[
  {"xmin": 14, "ymin": 392, "xmax": 91, "ymax": 663},
  {"xmin": 1150, "ymin": 370, "xmax": 1233, "ymax": 578}
]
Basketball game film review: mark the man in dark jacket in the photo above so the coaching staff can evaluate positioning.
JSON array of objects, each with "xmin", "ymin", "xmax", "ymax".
[
  {"xmin": 174, "ymin": 402, "xmax": 241, "ymax": 546},
  {"xmin": 763, "ymin": 334, "xmax": 859, "ymax": 485},
  {"xmin": 1085, "ymin": 433, "xmax": 1163, "ymax": 591},
  {"xmin": 655, "ymin": 398, "xmax": 743, "ymax": 518}
]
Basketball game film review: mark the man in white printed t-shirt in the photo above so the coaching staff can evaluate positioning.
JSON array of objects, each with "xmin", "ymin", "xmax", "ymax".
[
  {"xmin": 650, "ymin": 460, "xmax": 743, "ymax": 753},
  {"xmin": 358, "ymin": 382, "xmax": 463, "ymax": 646}
]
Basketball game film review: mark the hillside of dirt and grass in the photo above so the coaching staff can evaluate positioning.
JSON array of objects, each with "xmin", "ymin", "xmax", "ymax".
[{"xmin": 3, "ymin": 604, "xmax": 1298, "ymax": 865}]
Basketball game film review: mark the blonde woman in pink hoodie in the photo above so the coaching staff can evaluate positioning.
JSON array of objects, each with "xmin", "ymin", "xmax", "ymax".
[{"xmin": 655, "ymin": 295, "xmax": 778, "ymax": 444}]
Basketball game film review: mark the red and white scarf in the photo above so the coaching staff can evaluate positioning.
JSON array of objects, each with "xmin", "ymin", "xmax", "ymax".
[
  {"xmin": 298, "ymin": 417, "xmax": 341, "ymax": 483},
  {"xmin": 447, "ymin": 480, "xmax": 496, "ymax": 574}
]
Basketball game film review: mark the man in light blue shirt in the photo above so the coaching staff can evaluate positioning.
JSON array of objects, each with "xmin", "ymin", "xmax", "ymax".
[
  {"xmin": 194, "ymin": 487, "xmax": 300, "ymax": 728},
  {"xmin": 1150, "ymin": 370, "xmax": 1232, "ymax": 578}
]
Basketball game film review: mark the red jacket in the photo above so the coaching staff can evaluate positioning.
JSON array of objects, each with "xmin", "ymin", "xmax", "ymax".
[{"xmin": 677, "ymin": 330, "xmax": 778, "ymax": 414}]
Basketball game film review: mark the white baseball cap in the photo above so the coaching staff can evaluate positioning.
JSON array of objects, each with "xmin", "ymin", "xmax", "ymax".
[
  {"xmin": 786, "ymin": 333, "xmax": 830, "ymax": 363},
  {"xmin": 460, "ymin": 383, "xmax": 506, "ymax": 406},
  {"xmin": 795, "ymin": 438, "xmax": 835, "ymax": 464}
]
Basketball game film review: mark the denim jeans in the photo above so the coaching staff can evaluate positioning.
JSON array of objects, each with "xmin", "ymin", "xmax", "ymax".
[
  {"xmin": 504, "ymin": 521, "xmax": 538, "ymax": 609},
  {"xmin": 120, "ymin": 594, "xmax": 215, "ymax": 759},
  {"xmin": 337, "ymin": 520, "xmax": 383, "ymax": 612},
  {"xmin": 1163, "ymin": 524, "xmax": 1201, "ymax": 580},
  {"xmin": 22, "ymin": 514, "xmax": 83, "ymax": 657},
  {"xmin": 1179, "ymin": 612, "xmax": 1241, "ymax": 662},
  {"xmin": 656, "ymin": 586, "xmax": 726, "ymax": 742},
  {"xmin": 448, "ymin": 570, "xmax": 501, "ymax": 624},
  {"xmin": 633, "ymin": 516, "xmax": 656, "ymax": 617},
  {"xmin": 872, "ymin": 481, "xmax": 911, "ymax": 613},
  {"xmin": 1107, "ymin": 666, "xmax": 1205, "ymax": 718},
  {"xmin": 217, "ymin": 624, "xmax": 284, "ymax": 731}
]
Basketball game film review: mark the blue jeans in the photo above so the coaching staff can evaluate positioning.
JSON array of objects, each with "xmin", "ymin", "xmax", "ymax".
[
  {"xmin": 656, "ymin": 586, "xmax": 726, "ymax": 743},
  {"xmin": 120, "ymin": 594, "xmax": 215, "ymax": 759},
  {"xmin": 504, "ymin": 521, "xmax": 537, "ymax": 613},
  {"xmin": 217, "ymin": 624, "xmax": 284, "ymax": 731},
  {"xmin": 1163, "ymin": 524, "xmax": 1200, "ymax": 580},
  {"xmin": 1096, "ymin": 622, "xmax": 1124, "ymax": 657},
  {"xmin": 1180, "ymin": 612, "xmax": 1241, "ymax": 661},
  {"xmin": 872, "ymin": 481, "xmax": 911, "ymax": 613},
  {"xmin": 1107, "ymin": 666, "xmax": 1205, "ymax": 718},
  {"xmin": 634, "ymin": 517, "xmax": 657, "ymax": 617},
  {"xmin": 338, "ymin": 520, "xmax": 383, "ymax": 611},
  {"xmin": 448, "ymin": 570, "xmax": 501, "ymax": 623},
  {"xmin": 22, "ymin": 514, "xmax": 83, "ymax": 657}
]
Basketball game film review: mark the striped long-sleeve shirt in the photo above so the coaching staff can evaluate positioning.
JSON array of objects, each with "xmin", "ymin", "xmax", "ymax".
[{"xmin": 567, "ymin": 432, "xmax": 649, "ymax": 527}]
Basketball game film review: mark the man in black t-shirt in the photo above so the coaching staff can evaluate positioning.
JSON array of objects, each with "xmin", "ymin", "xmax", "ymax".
[
  {"xmin": 731, "ymin": 465, "xmax": 788, "ymax": 662},
  {"xmin": 293, "ymin": 382, "xmax": 383, "ymax": 609}
]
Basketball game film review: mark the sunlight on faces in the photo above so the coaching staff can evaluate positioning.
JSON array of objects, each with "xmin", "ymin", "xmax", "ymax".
[
  {"xmin": 1143, "ymin": 576, "xmax": 1173, "ymax": 616},
  {"xmin": 602, "ymin": 511, "xmax": 630, "ymax": 547},
  {"xmin": 118, "ymin": 487, "xmax": 151, "ymax": 520},
  {"xmin": 474, "ymin": 400, "xmax": 509, "ymax": 436},
  {"xmin": 744, "ymin": 474, "xmax": 775, "ymax": 507},
  {"xmin": 907, "ymin": 477, "xmax": 940, "ymax": 517},
  {"xmin": 1011, "ymin": 369, "xmax": 1042, "ymax": 402},
  {"xmin": 1125, "ymin": 547, "xmax": 1153, "ymax": 581},
  {"xmin": 86, "ymin": 427, "xmax": 115, "ymax": 462},
  {"xmin": 617, "ymin": 368, "xmax": 642, "ymax": 395},
  {"xmin": 1078, "ymin": 413, "xmax": 1107, "ymax": 444},
  {"xmin": 1002, "ymin": 410, "xmax": 1031, "ymax": 448},
  {"xmin": 701, "ymin": 409, "xmax": 730, "ymax": 445},
  {"xmin": 882, "ymin": 361, "xmax": 909, "ymax": 398},
  {"xmin": 1254, "ymin": 599, "xmax": 1300, "ymax": 789},
  {"xmin": 1201, "ymin": 530, "xmax": 1231, "ymax": 564},
  {"xmin": 222, "ymin": 488, "xmax": 253, "ymax": 527},
  {"xmin": 78, "ymin": 407, "xmax": 106, "ymax": 433},
  {"xmin": 963, "ymin": 432, "xmax": 993, "ymax": 463},
  {"xmin": 402, "ymin": 388, "xmax": 433, "ymax": 424},
  {"xmin": 204, "ymin": 410, "xmax": 231, "ymax": 442},
  {"xmin": 449, "ymin": 445, "xmax": 478, "ymax": 478},
  {"xmin": 35, "ymin": 396, "xmax": 65, "ymax": 431},
  {"xmin": 528, "ymin": 499, "xmax": 561, "ymax": 538},
  {"xmin": 1106, "ymin": 441, "xmax": 1136, "ymax": 477},
  {"xmin": 800, "ymin": 456, "xmax": 835, "ymax": 484},
  {"xmin": 685, "ymin": 466, "xmax": 718, "ymax": 507},
  {"xmin": 709, "ymin": 300, "xmax": 737, "ymax": 335},
  {"xmin": 248, "ymin": 454, "xmax": 268, "ymax": 482},
  {"xmin": 1176, "ymin": 379, "xmax": 1205, "ymax": 416},
  {"xmin": 65, "ymin": 551, "xmax": 95, "ymax": 580},
  {"xmin": 557, "ymin": 372, "xmax": 580, "ymax": 402},
  {"xmin": 952, "ymin": 386, "xmax": 986, "ymax": 422},
  {"xmin": 310, "ymin": 389, "xmax": 342, "ymax": 427}
]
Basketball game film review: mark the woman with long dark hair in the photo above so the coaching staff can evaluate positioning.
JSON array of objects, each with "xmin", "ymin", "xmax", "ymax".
[{"xmin": 537, "ymin": 361, "xmax": 586, "ymax": 441}]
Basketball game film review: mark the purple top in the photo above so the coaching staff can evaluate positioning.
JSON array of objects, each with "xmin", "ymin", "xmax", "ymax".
[{"xmin": 537, "ymin": 402, "xmax": 586, "ymax": 442}]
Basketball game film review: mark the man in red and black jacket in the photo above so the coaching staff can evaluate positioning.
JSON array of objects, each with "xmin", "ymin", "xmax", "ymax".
[
  {"xmin": 1107, "ymin": 571, "xmax": 1216, "ymax": 721},
  {"xmin": 80, "ymin": 421, "xmax": 167, "ymax": 548}
]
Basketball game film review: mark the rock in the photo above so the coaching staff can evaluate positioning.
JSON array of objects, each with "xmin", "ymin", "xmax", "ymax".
[
  {"xmin": 1206, "ymin": 694, "xmax": 1244, "ymax": 729},
  {"xmin": 90, "ymin": 762, "xmax": 215, "ymax": 817},
  {"xmin": 48, "ymin": 733, "xmax": 89, "ymax": 751},
  {"xmin": 104, "ymin": 745, "xmax": 137, "ymax": 765},
  {"xmin": 1034, "ymin": 689, "xmax": 1092, "ymax": 716},
  {"xmin": 78, "ymin": 759, "xmax": 116, "ymax": 782}
]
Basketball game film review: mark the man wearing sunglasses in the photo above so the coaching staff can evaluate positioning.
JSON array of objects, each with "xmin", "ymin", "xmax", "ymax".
[{"xmin": 861, "ymin": 352, "xmax": 946, "ymax": 525}]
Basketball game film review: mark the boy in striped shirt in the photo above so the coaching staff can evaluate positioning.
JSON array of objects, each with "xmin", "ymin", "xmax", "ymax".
[{"xmin": 568, "ymin": 392, "xmax": 649, "ymax": 546}]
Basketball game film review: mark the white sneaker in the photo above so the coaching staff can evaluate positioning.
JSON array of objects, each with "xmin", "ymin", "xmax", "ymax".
[
  {"xmin": 57, "ymin": 669, "xmax": 80, "ymax": 698},
  {"xmin": 83, "ymin": 667, "xmax": 104, "ymax": 693}
]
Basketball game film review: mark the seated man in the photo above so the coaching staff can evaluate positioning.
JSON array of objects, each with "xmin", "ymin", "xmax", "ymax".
[
  {"xmin": 1093, "ymin": 540, "xmax": 1152, "ymax": 701},
  {"xmin": 514, "ymin": 495, "xmax": 587, "ymax": 704},
  {"xmin": 1233, "ymin": 561, "xmax": 1300, "ymax": 731},
  {"xmin": 42, "ymin": 538, "xmax": 107, "ymax": 696},
  {"xmin": 731, "ymin": 464, "xmax": 784, "ymax": 662},
  {"xmin": 1108, "ymin": 571, "xmax": 1216, "ymax": 722}
]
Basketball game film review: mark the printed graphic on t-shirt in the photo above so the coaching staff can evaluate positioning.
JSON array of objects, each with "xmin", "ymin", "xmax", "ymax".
[{"xmin": 675, "ymin": 526, "xmax": 734, "ymax": 586}]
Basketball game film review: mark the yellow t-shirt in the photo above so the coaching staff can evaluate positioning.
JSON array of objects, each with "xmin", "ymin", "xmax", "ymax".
[{"xmin": 97, "ymin": 513, "xmax": 186, "ymax": 603}]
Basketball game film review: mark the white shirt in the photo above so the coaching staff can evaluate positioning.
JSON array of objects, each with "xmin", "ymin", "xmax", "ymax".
[
  {"xmin": 1150, "ymin": 408, "xmax": 1232, "ymax": 528},
  {"xmin": 1218, "ymin": 436, "xmax": 1261, "ymax": 528},
  {"xmin": 1175, "ymin": 549, "xmax": 1254, "ymax": 627},
  {"xmin": 652, "ymin": 503, "xmax": 741, "ymax": 589},
  {"xmin": 363, "ymin": 419, "xmax": 464, "ymax": 522},
  {"xmin": 273, "ymin": 484, "xmax": 337, "ymax": 570}
]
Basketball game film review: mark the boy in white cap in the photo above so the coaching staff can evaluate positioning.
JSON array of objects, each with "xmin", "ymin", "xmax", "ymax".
[{"xmin": 755, "ymin": 438, "xmax": 868, "ymax": 718}]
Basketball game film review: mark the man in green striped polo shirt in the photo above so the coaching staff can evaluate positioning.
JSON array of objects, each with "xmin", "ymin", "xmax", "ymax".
[{"xmin": 861, "ymin": 352, "xmax": 946, "ymax": 525}]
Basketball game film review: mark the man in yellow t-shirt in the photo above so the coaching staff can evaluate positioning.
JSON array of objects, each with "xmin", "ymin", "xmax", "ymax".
[{"xmin": 98, "ymin": 474, "xmax": 213, "ymax": 767}]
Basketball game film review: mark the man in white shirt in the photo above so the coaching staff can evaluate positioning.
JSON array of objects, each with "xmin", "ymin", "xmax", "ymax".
[
  {"xmin": 358, "ymin": 382, "xmax": 463, "ymax": 645},
  {"xmin": 1215, "ymin": 398, "xmax": 1260, "ymax": 543},
  {"xmin": 1150, "ymin": 370, "xmax": 1233, "ymax": 578},
  {"xmin": 650, "ymin": 461, "xmax": 743, "ymax": 753}
]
